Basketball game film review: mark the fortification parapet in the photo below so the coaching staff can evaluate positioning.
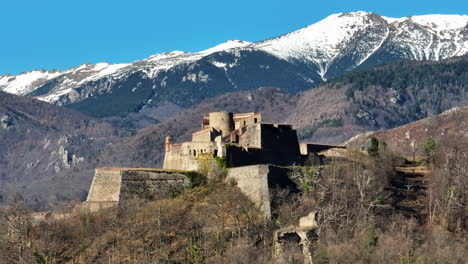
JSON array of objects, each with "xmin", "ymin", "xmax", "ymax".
[{"xmin": 84, "ymin": 167, "xmax": 192, "ymax": 212}]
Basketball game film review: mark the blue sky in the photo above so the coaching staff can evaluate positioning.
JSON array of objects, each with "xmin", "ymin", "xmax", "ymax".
[{"xmin": 1, "ymin": 0, "xmax": 466, "ymax": 75}]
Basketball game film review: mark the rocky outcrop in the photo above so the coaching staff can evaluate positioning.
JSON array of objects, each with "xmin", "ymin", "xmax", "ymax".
[{"xmin": 1, "ymin": 114, "xmax": 13, "ymax": 130}]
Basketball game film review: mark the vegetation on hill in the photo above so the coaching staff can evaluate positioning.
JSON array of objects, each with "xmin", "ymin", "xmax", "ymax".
[
  {"xmin": 288, "ymin": 56, "xmax": 468, "ymax": 143},
  {"xmin": 3, "ymin": 55, "xmax": 468, "ymax": 209},
  {"xmin": 1, "ymin": 137, "xmax": 467, "ymax": 263},
  {"xmin": 332, "ymin": 57, "xmax": 468, "ymax": 126},
  {"xmin": 345, "ymin": 105, "xmax": 468, "ymax": 156},
  {"xmin": 0, "ymin": 91, "xmax": 129, "ymax": 209}
]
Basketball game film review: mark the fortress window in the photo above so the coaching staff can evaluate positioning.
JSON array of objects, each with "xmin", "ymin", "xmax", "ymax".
[
  {"xmin": 254, "ymin": 118, "xmax": 258, "ymax": 123},
  {"xmin": 243, "ymin": 121, "xmax": 246, "ymax": 126},
  {"xmin": 193, "ymin": 150, "xmax": 196, "ymax": 156}
]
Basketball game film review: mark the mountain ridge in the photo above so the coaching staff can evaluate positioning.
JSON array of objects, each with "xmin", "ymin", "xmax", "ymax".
[{"xmin": 1, "ymin": 11, "xmax": 466, "ymax": 118}]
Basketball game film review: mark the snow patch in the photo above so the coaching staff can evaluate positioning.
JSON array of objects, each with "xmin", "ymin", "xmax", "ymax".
[{"xmin": 197, "ymin": 40, "xmax": 252, "ymax": 55}]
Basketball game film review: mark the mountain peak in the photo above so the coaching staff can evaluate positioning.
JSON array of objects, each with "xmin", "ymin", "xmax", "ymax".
[
  {"xmin": 197, "ymin": 40, "xmax": 252, "ymax": 55},
  {"xmin": 1, "ymin": 11, "xmax": 467, "ymax": 108}
]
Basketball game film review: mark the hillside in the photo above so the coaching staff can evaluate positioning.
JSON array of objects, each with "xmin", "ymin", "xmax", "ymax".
[
  {"xmin": 1, "ymin": 12, "xmax": 467, "ymax": 118},
  {"xmin": 0, "ymin": 92, "xmax": 129, "ymax": 209},
  {"xmin": 288, "ymin": 56, "xmax": 468, "ymax": 144},
  {"xmin": 345, "ymin": 106, "xmax": 468, "ymax": 156}
]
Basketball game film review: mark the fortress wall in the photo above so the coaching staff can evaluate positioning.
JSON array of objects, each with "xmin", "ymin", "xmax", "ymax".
[
  {"xmin": 227, "ymin": 124, "xmax": 302, "ymax": 167},
  {"xmin": 164, "ymin": 141, "xmax": 217, "ymax": 171},
  {"xmin": 227, "ymin": 165, "xmax": 271, "ymax": 219},
  {"xmin": 226, "ymin": 146, "xmax": 265, "ymax": 167},
  {"xmin": 192, "ymin": 129, "xmax": 211, "ymax": 142},
  {"xmin": 120, "ymin": 170, "xmax": 190, "ymax": 200},
  {"xmin": 261, "ymin": 124, "xmax": 300, "ymax": 152},
  {"xmin": 86, "ymin": 169, "xmax": 122, "ymax": 203},
  {"xmin": 234, "ymin": 113, "xmax": 261, "ymax": 130},
  {"xmin": 192, "ymin": 129, "xmax": 220, "ymax": 142},
  {"xmin": 260, "ymin": 124, "xmax": 301, "ymax": 164},
  {"xmin": 227, "ymin": 165, "xmax": 299, "ymax": 219},
  {"xmin": 300, "ymin": 143, "xmax": 346, "ymax": 155},
  {"xmin": 85, "ymin": 168, "xmax": 192, "ymax": 212},
  {"xmin": 239, "ymin": 123, "xmax": 261, "ymax": 148}
]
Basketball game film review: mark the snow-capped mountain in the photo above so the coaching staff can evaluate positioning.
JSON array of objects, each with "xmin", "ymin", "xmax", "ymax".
[{"xmin": 1, "ymin": 12, "xmax": 467, "ymax": 117}]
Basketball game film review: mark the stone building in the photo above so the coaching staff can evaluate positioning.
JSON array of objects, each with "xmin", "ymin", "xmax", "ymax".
[
  {"xmin": 163, "ymin": 111, "xmax": 309, "ymax": 170},
  {"xmin": 163, "ymin": 111, "xmax": 346, "ymax": 171}
]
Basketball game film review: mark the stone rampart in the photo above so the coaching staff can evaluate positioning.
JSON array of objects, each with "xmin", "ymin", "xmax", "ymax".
[
  {"xmin": 227, "ymin": 165, "xmax": 298, "ymax": 219},
  {"xmin": 86, "ymin": 168, "xmax": 122, "ymax": 202},
  {"xmin": 85, "ymin": 168, "xmax": 191, "ymax": 210},
  {"xmin": 120, "ymin": 170, "xmax": 190, "ymax": 200},
  {"xmin": 227, "ymin": 165, "xmax": 271, "ymax": 218}
]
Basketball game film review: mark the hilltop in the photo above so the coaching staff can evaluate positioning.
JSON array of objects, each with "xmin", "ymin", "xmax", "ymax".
[{"xmin": 345, "ymin": 105, "xmax": 468, "ymax": 155}]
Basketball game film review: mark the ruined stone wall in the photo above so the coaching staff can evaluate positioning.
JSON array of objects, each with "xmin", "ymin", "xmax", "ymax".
[{"xmin": 163, "ymin": 142, "xmax": 217, "ymax": 171}]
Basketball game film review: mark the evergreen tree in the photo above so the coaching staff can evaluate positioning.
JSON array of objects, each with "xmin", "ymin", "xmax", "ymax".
[
  {"xmin": 367, "ymin": 137, "xmax": 379, "ymax": 158},
  {"xmin": 422, "ymin": 137, "xmax": 437, "ymax": 163}
]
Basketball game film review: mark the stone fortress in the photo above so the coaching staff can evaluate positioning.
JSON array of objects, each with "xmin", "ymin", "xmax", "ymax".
[
  {"xmin": 163, "ymin": 111, "xmax": 338, "ymax": 171},
  {"xmin": 82, "ymin": 111, "xmax": 346, "ymax": 263},
  {"xmin": 85, "ymin": 111, "xmax": 345, "ymax": 218}
]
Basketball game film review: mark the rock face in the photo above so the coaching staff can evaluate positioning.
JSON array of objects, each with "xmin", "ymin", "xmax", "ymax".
[
  {"xmin": 0, "ymin": 91, "xmax": 128, "ymax": 209},
  {"xmin": 1, "ymin": 114, "xmax": 13, "ymax": 130}
]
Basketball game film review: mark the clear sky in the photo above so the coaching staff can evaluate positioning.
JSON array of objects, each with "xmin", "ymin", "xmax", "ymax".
[{"xmin": 1, "ymin": 0, "xmax": 466, "ymax": 75}]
